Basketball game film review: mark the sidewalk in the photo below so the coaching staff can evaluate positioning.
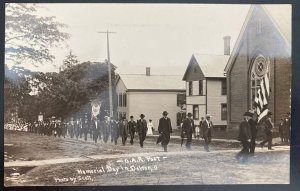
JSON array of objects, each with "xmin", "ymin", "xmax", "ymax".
[
  {"xmin": 4, "ymin": 145, "xmax": 289, "ymax": 168},
  {"xmin": 148, "ymin": 134, "xmax": 240, "ymax": 143}
]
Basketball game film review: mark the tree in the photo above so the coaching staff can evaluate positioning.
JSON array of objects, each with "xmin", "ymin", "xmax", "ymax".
[
  {"xmin": 30, "ymin": 61, "xmax": 117, "ymax": 121},
  {"xmin": 62, "ymin": 50, "xmax": 79, "ymax": 70},
  {"xmin": 5, "ymin": 3, "xmax": 70, "ymax": 67}
]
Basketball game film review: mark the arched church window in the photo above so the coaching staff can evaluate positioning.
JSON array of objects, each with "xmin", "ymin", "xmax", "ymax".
[{"xmin": 250, "ymin": 54, "xmax": 270, "ymax": 107}]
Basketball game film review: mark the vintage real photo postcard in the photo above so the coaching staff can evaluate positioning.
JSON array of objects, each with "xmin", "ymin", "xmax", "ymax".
[{"xmin": 4, "ymin": 3, "xmax": 291, "ymax": 186}]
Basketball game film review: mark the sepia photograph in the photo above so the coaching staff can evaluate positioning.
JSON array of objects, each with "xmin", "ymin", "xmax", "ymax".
[{"xmin": 3, "ymin": 2, "xmax": 292, "ymax": 186}]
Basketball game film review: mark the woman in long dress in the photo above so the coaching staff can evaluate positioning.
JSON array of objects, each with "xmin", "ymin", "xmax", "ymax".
[{"xmin": 147, "ymin": 119, "xmax": 154, "ymax": 135}]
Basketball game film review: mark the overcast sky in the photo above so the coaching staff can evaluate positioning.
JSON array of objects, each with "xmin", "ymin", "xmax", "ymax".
[{"xmin": 13, "ymin": 4, "xmax": 289, "ymax": 75}]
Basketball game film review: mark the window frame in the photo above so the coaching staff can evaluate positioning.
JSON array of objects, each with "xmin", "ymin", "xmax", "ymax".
[
  {"xmin": 221, "ymin": 103, "xmax": 227, "ymax": 121},
  {"xmin": 193, "ymin": 105, "xmax": 199, "ymax": 120},
  {"xmin": 221, "ymin": 79, "xmax": 227, "ymax": 95},
  {"xmin": 189, "ymin": 81, "xmax": 193, "ymax": 96},
  {"xmin": 199, "ymin": 80, "xmax": 203, "ymax": 95}
]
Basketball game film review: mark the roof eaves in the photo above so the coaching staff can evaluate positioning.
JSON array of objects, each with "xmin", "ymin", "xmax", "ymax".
[
  {"xmin": 261, "ymin": 5, "xmax": 291, "ymax": 49},
  {"xmin": 182, "ymin": 54, "xmax": 195, "ymax": 81},
  {"xmin": 224, "ymin": 5, "xmax": 255, "ymax": 73}
]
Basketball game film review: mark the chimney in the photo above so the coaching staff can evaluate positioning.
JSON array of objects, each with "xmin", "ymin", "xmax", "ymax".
[
  {"xmin": 223, "ymin": 36, "xmax": 231, "ymax": 55},
  {"xmin": 146, "ymin": 67, "xmax": 150, "ymax": 76}
]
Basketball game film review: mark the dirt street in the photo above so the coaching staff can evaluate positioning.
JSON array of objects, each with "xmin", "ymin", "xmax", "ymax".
[{"xmin": 4, "ymin": 130, "xmax": 289, "ymax": 186}]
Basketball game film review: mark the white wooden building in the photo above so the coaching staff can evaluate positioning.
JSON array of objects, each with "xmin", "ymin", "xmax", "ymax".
[
  {"xmin": 182, "ymin": 52, "xmax": 230, "ymax": 129},
  {"xmin": 116, "ymin": 68, "xmax": 185, "ymax": 129}
]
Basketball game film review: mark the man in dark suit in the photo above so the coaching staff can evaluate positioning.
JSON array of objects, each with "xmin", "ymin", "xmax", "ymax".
[
  {"xmin": 248, "ymin": 110, "xmax": 258, "ymax": 156},
  {"xmin": 200, "ymin": 114, "xmax": 213, "ymax": 152},
  {"xmin": 137, "ymin": 114, "xmax": 147, "ymax": 148},
  {"xmin": 260, "ymin": 111, "xmax": 274, "ymax": 150},
  {"xmin": 284, "ymin": 112, "xmax": 291, "ymax": 144},
  {"xmin": 110, "ymin": 117, "xmax": 119, "ymax": 145},
  {"xmin": 236, "ymin": 111, "xmax": 252, "ymax": 162},
  {"xmin": 128, "ymin": 116, "xmax": 137, "ymax": 145},
  {"xmin": 119, "ymin": 116, "xmax": 129, "ymax": 146},
  {"xmin": 181, "ymin": 112, "xmax": 194, "ymax": 149},
  {"xmin": 158, "ymin": 111, "xmax": 173, "ymax": 152},
  {"xmin": 101, "ymin": 116, "xmax": 110, "ymax": 144}
]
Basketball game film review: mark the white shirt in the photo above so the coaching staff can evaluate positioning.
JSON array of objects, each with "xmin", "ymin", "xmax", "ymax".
[{"xmin": 206, "ymin": 119, "xmax": 211, "ymax": 128}]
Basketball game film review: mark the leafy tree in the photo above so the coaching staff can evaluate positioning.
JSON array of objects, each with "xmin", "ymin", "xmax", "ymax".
[
  {"xmin": 4, "ymin": 65, "xmax": 36, "ymax": 123},
  {"xmin": 62, "ymin": 50, "xmax": 79, "ymax": 70},
  {"xmin": 30, "ymin": 62, "xmax": 117, "ymax": 121},
  {"xmin": 5, "ymin": 3, "xmax": 70, "ymax": 67}
]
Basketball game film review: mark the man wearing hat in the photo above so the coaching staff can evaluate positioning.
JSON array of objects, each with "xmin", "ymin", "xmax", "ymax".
[
  {"xmin": 279, "ymin": 118, "xmax": 285, "ymax": 142},
  {"xmin": 181, "ymin": 112, "xmax": 195, "ymax": 149},
  {"xmin": 283, "ymin": 112, "xmax": 291, "ymax": 143},
  {"xmin": 101, "ymin": 116, "xmax": 110, "ymax": 144},
  {"xmin": 248, "ymin": 110, "xmax": 258, "ymax": 156},
  {"xmin": 128, "ymin": 116, "xmax": 137, "ymax": 145},
  {"xmin": 110, "ymin": 117, "xmax": 119, "ymax": 145},
  {"xmin": 137, "ymin": 114, "xmax": 147, "ymax": 148},
  {"xmin": 200, "ymin": 114, "xmax": 214, "ymax": 152},
  {"xmin": 236, "ymin": 111, "xmax": 252, "ymax": 162},
  {"xmin": 158, "ymin": 111, "xmax": 173, "ymax": 152},
  {"xmin": 119, "ymin": 116, "xmax": 129, "ymax": 146},
  {"xmin": 91, "ymin": 116, "xmax": 100, "ymax": 143},
  {"xmin": 259, "ymin": 111, "xmax": 274, "ymax": 150}
]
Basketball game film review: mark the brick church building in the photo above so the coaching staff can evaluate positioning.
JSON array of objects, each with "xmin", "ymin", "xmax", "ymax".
[{"xmin": 224, "ymin": 5, "xmax": 291, "ymax": 130}]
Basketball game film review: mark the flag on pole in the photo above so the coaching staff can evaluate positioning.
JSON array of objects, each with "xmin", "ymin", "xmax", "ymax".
[{"xmin": 254, "ymin": 73, "xmax": 270, "ymax": 122}]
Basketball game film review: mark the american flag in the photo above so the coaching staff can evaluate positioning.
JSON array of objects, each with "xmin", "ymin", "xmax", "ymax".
[{"xmin": 254, "ymin": 73, "xmax": 270, "ymax": 122}]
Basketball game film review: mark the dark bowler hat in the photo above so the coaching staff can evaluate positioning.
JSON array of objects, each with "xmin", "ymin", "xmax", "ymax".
[
  {"xmin": 243, "ymin": 111, "xmax": 253, "ymax": 117},
  {"xmin": 187, "ymin": 112, "xmax": 193, "ymax": 117},
  {"xmin": 130, "ymin": 116, "xmax": 134, "ymax": 119},
  {"xmin": 140, "ymin": 114, "xmax": 145, "ymax": 118},
  {"xmin": 162, "ymin": 111, "xmax": 168, "ymax": 116}
]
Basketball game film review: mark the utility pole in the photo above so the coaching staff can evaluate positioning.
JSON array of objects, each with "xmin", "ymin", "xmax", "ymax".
[{"xmin": 98, "ymin": 30, "xmax": 116, "ymax": 119}]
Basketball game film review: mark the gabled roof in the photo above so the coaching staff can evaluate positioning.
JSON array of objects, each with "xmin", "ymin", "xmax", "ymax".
[
  {"xmin": 194, "ymin": 54, "xmax": 230, "ymax": 78},
  {"xmin": 224, "ymin": 5, "xmax": 291, "ymax": 72},
  {"xmin": 182, "ymin": 54, "xmax": 229, "ymax": 81},
  {"xmin": 118, "ymin": 74, "xmax": 186, "ymax": 91}
]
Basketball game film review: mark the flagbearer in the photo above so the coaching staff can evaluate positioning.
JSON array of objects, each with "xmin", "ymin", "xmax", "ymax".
[{"xmin": 260, "ymin": 111, "xmax": 274, "ymax": 150}]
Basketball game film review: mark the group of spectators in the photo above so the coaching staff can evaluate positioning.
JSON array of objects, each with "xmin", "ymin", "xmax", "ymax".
[{"xmin": 278, "ymin": 112, "xmax": 291, "ymax": 143}]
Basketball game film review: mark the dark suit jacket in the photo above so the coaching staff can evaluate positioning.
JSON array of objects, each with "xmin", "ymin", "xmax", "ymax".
[
  {"xmin": 137, "ymin": 119, "xmax": 147, "ymax": 134},
  {"xmin": 238, "ymin": 120, "xmax": 251, "ymax": 141},
  {"xmin": 119, "ymin": 119, "xmax": 129, "ymax": 135},
  {"xmin": 182, "ymin": 118, "xmax": 195, "ymax": 134},
  {"xmin": 248, "ymin": 118, "xmax": 258, "ymax": 139},
  {"xmin": 201, "ymin": 119, "xmax": 213, "ymax": 137},
  {"xmin": 128, "ymin": 120, "xmax": 137, "ymax": 133},
  {"xmin": 158, "ymin": 117, "xmax": 172, "ymax": 134}
]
